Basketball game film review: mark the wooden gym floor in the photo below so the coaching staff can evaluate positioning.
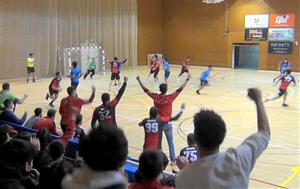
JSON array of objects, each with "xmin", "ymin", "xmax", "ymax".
[{"xmin": 4, "ymin": 65, "xmax": 299, "ymax": 189}]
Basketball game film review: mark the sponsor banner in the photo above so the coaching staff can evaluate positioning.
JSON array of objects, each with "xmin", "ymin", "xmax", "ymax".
[
  {"xmin": 269, "ymin": 14, "xmax": 295, "ymax": 27},
  {"xmin": 244, "ymin": 28, "xmax": 268, "ymax": 41},
  {"xmin": 268, "ymin": 41, "xmax": 293, "ymax": 54},
  {"xmin": 268, "ymin": 28, "xmax": 294, "ymax": 41},
  {"xmin": 245, "ymin": 14, "xmax": 269, "ymax": 28}
]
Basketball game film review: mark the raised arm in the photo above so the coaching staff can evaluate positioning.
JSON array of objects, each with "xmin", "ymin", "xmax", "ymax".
[
  {"xmin": 16, "ymin": 94, "xmax": 28, "ymax": 104},
  {"xmin": 85, "ymin": 86, "xmax": 96, "ymax": 103},
  {"xmin": 115, "ymin": 77, "xmax": 128, "ymax": 100},
  {"xmin": 169, "ymin": 103, "xmax": 185, "ymax": 122},
  {"xmin": 122, "ymin": 58, "xmax": 127, "ymax": 64},
  {"xmin": 136, "ymin": 76, "xmax": 150, "ymax": 92},
  {"xmin": 177, "ymin": 74, "xmax": 191, "ymax": 92},
  {"xmin": 248, "ymin": 88, "xmax": 270, "ymax": 136}
]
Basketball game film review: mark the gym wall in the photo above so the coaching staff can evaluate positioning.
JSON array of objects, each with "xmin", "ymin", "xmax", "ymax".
[
  {"xmin": 138, "ymin": 0, "xmax": 300, "ymax": 71},
  {"xmin": 0, "ymin": 0, "xmax": 137, "ymax": 79}
]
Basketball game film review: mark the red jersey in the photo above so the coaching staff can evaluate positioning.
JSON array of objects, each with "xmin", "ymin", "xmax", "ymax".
[
  {"xmin": 139, "ymin": 118, "xmax": 164, "ymax": 150},
  {"xmin": 109, "ymin": 60, "xmax": 121, "ymax": 74},
  {"xmin": 144, "ymin": 88, "xmax": 183, "ymax": 123},
  {"xmin": 92, "ymin": 99, "xmax": 119, "ymax": 128},
  {"xmin": 49, "ymin": 78, "xmax": 61, "ymax": 91},
  {"xmin": 279, "ymin": 74, "xmax": 295, "ymax": 90},
  {"xmin": 59, "ymin": 96, "xmax": 88, "ymax": 125},
  {"xmin": 34, "ymin": 117, "xmax": 57, "ymax": 134},
  {"xmin": 91, "ymin": 82, "xmax": 127, "ymax": 128},
  {"xmin": 182, "ymin": 61, "xmax": 189, "ymax": 71},
  {"xmin": 151, "ymin": 60, "xmax": 160, "ymax": 71}
]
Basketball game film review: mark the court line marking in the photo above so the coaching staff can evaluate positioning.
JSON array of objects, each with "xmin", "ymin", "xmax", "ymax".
[{"xmin": 277, "ymin": 166, "xmax": 300, "ymax": 189}]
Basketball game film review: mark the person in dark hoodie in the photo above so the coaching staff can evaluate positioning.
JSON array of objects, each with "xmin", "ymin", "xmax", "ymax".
[{"xmin": 0, "ymin": 139, "xmax": 39, "ymax": 189}]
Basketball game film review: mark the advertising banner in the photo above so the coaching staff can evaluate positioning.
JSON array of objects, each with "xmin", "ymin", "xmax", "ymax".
[
  {"xmin": 245, "ymin": 15, "xmax": 269, "ymax": 28},
  {"xmin": 268, "ymin": 41, "xmax": 293, "ymax": 54},
  {"xmin": 244, "ymin": 28, "xmax": 268, "ymax": 41},
  {"xmin": 269, "ymin": 14, "xmax": 295, "ymax": 27},
  {"xmin": 268, "ymin": 28, "xmax": 294, "ymax": 41}
]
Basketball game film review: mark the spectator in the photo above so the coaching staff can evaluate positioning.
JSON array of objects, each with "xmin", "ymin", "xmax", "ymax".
[
  {"xmin": 39, "ymin": 139, "xmax": 74, "ymax": 189},
  {"xmin": 73, "ymin": 114, "xmax": 85, "ymax": 142},
  {"xmin": 179, "ymin": 133, "xmax": 198, "ymax": 163},
  {"xmin": 0, "ymin": 82, "xmax": 28, "ymax": 111},
  {"xmin": 0, "ymin": 125, "xmax": 17, "ymax": 148},
  {"xmin": 62, "ymin": 126, "xmax": 128, "ymax": 189},
  {"xmin": 0, "ymin": 139, "xmax": 39, "ymax": 189},
  {"xmin": 137, "ymin": 75, "xmax": 190, "ymax": 165},
  {"xmin": 0, "ymin": 99, "xmax": 27, "ymax": 125},
  {"xmin": 129, "ymin": 150, "xmax": 174, "ymax": 189},
  {"xmin": 176, "ymin": 88, "xmax": 270, "ymax": 189},
  {"xmin": 24, "ymin": 107, "xmax": 42, "ymax": 128},
  {"xmin": 33, "ymin": 129, "xmax": 52, "ymax": 172},
  {"xmin": 34, "ymin": 109, "xmax": 57, "ymax": 135},
  {"xmin": 59, "ymin": 86, "xmax": 95, "ymax": 145}
]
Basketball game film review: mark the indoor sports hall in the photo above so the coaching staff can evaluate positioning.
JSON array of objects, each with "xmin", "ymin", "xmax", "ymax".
[{"xmin": 0, "ymin": 1, "xmax": 299, "ymax": 189}]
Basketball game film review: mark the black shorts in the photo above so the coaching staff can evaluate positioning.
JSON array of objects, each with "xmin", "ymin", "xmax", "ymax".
[
  {"xmin": 165, "ymin": 71, "xmax": 170, "ymax": 79},
  {"xmin": 278, "ymin": 88, "xmax": 286, "ymax": 96},
  {"xmin": 179, "ymin": 68, "xmax": 188, "ymax": 76},
  {"xmin": 150, "ymin": 69, "xmax": 159, "ymax": 78},
  {"xmin": 27, "ymin": 67, "xmax": 35, "ymax": 74},
  {"xmin": 111, "ymin": 73, "xmax": 120, "ymax": 80},
  {"xmin": 200, "ymin": 79, "xmax": 208, "ymax": 86},
  {"xmin": 49, "ymin": 87, "xmax": 59, "ymax": 96}
]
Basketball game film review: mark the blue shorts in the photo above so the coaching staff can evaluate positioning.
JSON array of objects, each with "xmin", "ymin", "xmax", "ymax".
[
  {"xmin": 165, "ymin": 71, "xmax": 170, "ymax": 79},
  {"xmin": 200, "ymin": 79, "xmax": 208, "ymax": 86}
]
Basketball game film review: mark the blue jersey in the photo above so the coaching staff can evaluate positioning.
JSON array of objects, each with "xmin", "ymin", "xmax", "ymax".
[
  {"xmin": 164, "ymin": 60, "xmax": 170, "ymax": 72},
  {"xmin": 279, "ymin": 62, "xmax": 291, "ymax": 74},
  {"xmin": 200, "ymin": 68, "xmax": 210, "ymax": 81},
  {"xmin": 71, "ymin": 67, "xmax": 81, "ymax": 83}
]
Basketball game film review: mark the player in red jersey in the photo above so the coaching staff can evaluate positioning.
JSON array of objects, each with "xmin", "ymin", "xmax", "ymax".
[
  {"xmin": 177, "ymin": 57, "xmax": 190, "ymax": 81},
  {"xmin": 137, "ymin": 74, "xmax": 190, "ymax": 123},
  {"xmin": 106, "ymin": 57, "xmax": 127, "ymax": 91},
  {"xmin": 91, "ymin": 77, "xmax": 128, "ymax": 129},
  {"xmin": 46, "ymin": 72, "xmax": 62, "ymax": 107},
  {"xmin": 139, "ymin": 104, "xmax": 185, "ymax": 151},
  {"xmin": 265, "ymin": 70, "xmax": 296, "ymax": 107},
  {"xmin": 59, "ymin": 85, "xmax": 95, "ymax": 145},
  {"xmin": 148, "ymin": 54, "xmax": 160, "ymax": 83}
]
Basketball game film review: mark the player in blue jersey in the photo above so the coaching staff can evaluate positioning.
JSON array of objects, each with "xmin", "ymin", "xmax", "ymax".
[
  {"xmin": 163, "ymin": 57, "xmax": 170, "ymax": 83},
  {"xmin": 67, "ymin": 61, "xmax": 82, "ymax": 89},
  {"xmin": 273, "ymin": 58, "xmax": 291, "ymax": 82},
  {"xmin": 196, "ymin": 65, "xmax": 212, "ymax": 95}
]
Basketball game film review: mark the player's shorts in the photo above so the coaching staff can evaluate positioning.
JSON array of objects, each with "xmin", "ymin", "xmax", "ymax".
[
  {"xmin": 278, "ymin": 88, "xmax": 286, "ymax": 96},
  {"xmin": 153, "ymin": 69, "xmax": 159, "ymax": 78},
  {"xmin": 200, "ymin": 79, "xmax": 208, "ymax": 86},
  {"xmin": 111, "ymin": 73, "xmax": 120, "ymax": 80},
  {"xmin": 179, "ymin": 67, "xmax": 188, "ymax": 76},
  {"xmin": 71, "ymin": 82, "xmax": 79, "ymax": 89},
  {"xmin": 49, "ymin": 87, "xmax": 59, "ymax": 96},
  {"xmin": 165, "ymin": 71, "xmax": 170, "ymax": 79},
  {"xmin": 27, "ymin": 67, "xmax": 35, "ymax": 74}
]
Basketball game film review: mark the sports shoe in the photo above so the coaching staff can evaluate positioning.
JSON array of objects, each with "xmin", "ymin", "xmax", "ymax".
[
  {"xmin": 46, "ymin": 94, "xmax": 49, "ymax": 100},
  {"xmin": 170, "ymin": 161, "xmax": 176, "ymax": 166},
  {"xmin": 282, "ymin": 103, "xmax": 289, "ymax": 107},
  {"xmin": 49, "ymin": 103, "xmax": 54, "ymax": 108},
  {"xmin": 196, "ymin": 90, "xmax": 200, "ymax": 95}
]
